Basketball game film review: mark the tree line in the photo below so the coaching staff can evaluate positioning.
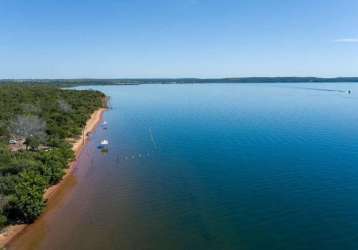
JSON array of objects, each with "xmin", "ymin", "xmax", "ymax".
[{"xmin": 1, "ymin": 77, "xmax": 358, "ymax": 86}]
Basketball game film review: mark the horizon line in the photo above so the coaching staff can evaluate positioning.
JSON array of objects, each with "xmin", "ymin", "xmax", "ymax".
[{"xmin": 1, "ymin": 76, "xmax": 358, "ymax": 81}]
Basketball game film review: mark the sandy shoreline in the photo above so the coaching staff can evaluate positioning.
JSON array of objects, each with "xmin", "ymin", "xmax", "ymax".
[{"xmin": 0, "ymin": 107, "xmax": 106, "ymax": 248}]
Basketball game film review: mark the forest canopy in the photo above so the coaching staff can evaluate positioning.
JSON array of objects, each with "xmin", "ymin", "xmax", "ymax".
[{"xmin": 0, "ymin": 84, "xmax": 105, "ymax": 226}]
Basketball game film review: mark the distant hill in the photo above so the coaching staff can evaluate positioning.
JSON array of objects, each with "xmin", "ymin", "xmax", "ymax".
[{"xmin": 1, "ymin": 77, "xmax": 358, "ymax": 87}]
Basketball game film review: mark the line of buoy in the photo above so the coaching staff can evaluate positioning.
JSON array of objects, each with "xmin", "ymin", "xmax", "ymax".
[{"xmin": 115, "ymin": 152, "xmax": 152, "ymax": 162}]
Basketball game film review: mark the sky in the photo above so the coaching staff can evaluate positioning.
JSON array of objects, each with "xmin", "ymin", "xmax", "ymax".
[{"xmin": 0, "ymin": 0, "xmax": 357, "ymax": 79}]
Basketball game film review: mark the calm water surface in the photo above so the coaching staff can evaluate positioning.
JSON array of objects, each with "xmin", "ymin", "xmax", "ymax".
[{"xmin": 9, "ymin": 83, "xmax": 358, "ymax": 250}]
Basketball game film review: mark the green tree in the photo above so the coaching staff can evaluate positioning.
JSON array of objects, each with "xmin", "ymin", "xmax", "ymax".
[
  {"xmin": 7, "ymin": 170, "xmax": 46, "ymax": 223},
  {"xmin": 25, "ymin": 136, "xmax": 41, "ymax": 151}
]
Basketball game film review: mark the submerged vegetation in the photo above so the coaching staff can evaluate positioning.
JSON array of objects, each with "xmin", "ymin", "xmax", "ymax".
[{"xmin": 0, "ymin": 84, "xmax": 105, "ymax": 227}]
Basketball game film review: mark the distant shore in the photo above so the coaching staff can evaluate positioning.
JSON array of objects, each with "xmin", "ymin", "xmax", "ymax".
[
  {"xmin": 0, "ymin": 107, "xmax": 106, "ymax": 248},
  {"xmin": 1, "ymin": 77, "xmax": 358, "ymax": 88}
]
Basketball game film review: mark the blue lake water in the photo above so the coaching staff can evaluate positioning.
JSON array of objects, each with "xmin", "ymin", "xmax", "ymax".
[{"xmin": 9, "ymin": 83, "xmax": 358, "ymax": 249}]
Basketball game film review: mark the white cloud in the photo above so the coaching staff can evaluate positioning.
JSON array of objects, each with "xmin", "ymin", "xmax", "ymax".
[{"xmin": 335, "ymin": 38, "xmax": 358, "ymax": 43}]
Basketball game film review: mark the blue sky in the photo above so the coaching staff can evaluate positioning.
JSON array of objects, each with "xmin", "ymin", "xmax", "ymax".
[{"xmin": 0, "ymin": 0, "xmax": 357, "ymax": 78}]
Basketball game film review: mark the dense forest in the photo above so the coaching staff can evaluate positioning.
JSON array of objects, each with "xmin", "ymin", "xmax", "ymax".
[
  {"xmin": 1, "ymin": 77, "xmax": 358, "ymax": 87},
  {"xmin": 0, "ymin": 84, "xmax": 105, "ymax": 228}
]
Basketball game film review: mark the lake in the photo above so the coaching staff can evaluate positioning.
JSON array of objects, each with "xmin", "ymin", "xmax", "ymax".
[{"xmin": 9, "ymin": 83, "xmax": 358, "ymax": 250}]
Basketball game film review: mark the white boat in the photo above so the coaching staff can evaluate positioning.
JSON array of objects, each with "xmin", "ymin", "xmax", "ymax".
[
  {"xmin": 98, "ymin": 140, "xmax": 109, "ymax": 148},
  {"xmin": 101, "ymin": 140, "xmax": 109, "ymax": 145},
  {"xmin": 102, "ymin": 121, "xmax": 108, "ymax": 129}
]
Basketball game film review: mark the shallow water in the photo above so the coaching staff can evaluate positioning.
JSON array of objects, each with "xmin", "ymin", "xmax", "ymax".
[{"xmin": 9, "ymin": 83, "xmax": 358, "ymax": 250}]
